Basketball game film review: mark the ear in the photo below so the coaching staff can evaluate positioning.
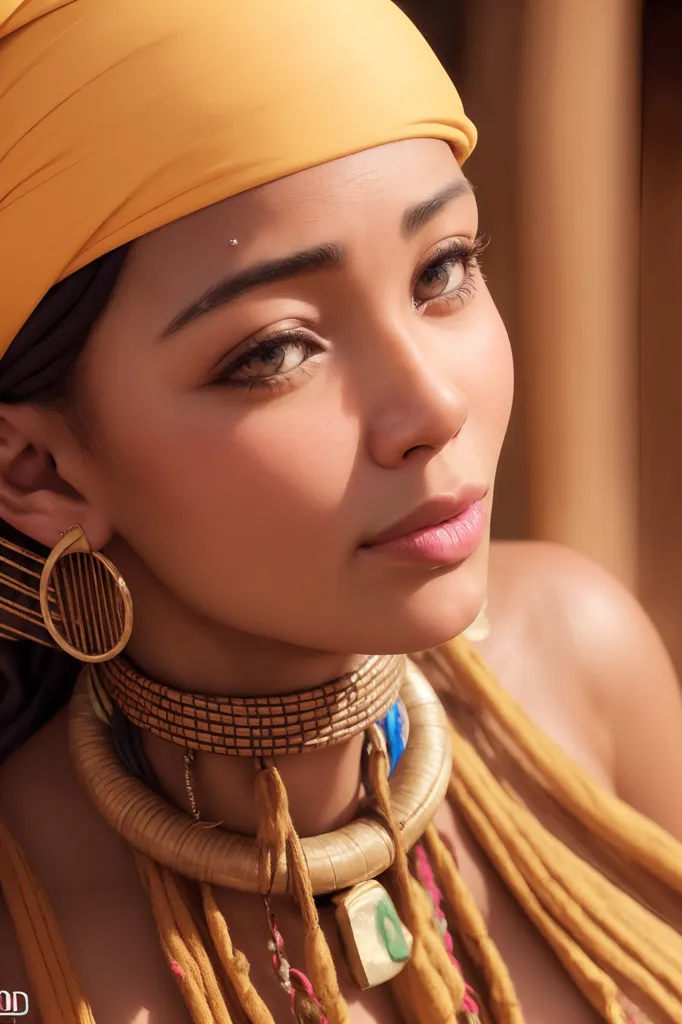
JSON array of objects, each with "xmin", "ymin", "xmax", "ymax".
[{"xmin": 0, "ymin": 404, "xmax": 113, "ymax": 551}]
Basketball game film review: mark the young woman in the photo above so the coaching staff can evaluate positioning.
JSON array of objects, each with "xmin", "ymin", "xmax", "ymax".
[{"xmin": 1, "ymin": 1, "xmax": 682, "ymax": 1022}]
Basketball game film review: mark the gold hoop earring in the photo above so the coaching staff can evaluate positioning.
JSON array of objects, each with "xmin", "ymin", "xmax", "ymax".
[{"xmin": 39, "ymin": 525, "xmax": 133, "ymax": 663}]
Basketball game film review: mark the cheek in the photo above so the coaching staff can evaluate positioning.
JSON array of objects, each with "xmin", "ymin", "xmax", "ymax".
[
  {"xmin": 95, "ymin": 379, "xmax": 360, "ymax": 559},
  {"xmin": 465, "ymin": 291, "xmax": 514, "ymax": 454}
]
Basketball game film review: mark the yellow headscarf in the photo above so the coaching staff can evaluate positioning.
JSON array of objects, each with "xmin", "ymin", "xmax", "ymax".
[{"xmin": 0, "ymin": 0, "xmax": 475, "ymax": 355}]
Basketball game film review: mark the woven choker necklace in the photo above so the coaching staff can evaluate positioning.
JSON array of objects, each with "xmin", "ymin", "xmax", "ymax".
[{"xmin": 91, "ymin": 652, "xmax": 406, "ymax": 757}]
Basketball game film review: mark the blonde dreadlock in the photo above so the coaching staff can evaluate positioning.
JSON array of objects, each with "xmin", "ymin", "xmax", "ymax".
[{"xmin": 4, "ymin": 635, "xmax": 682, "ymax": 1023}]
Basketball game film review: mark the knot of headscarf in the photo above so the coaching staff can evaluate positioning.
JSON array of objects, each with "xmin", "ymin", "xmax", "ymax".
[{"xmin": 0, "ymin": 0, "xmax": 475, "ymax": 356}]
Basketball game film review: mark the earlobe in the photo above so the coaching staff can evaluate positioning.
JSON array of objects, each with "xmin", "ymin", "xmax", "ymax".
[{"xmin": 0, "ymin": 409, "xmax": 111, "ymax": 552}]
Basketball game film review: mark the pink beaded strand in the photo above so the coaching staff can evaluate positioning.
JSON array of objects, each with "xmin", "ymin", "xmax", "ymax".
[
  {"xmin": 264, "ymin": 899, "xmax": 328, "ymax": 1023},
  {"xmin": 414, "ymin": 842, "xmax": 480, "ymax": 1017}
]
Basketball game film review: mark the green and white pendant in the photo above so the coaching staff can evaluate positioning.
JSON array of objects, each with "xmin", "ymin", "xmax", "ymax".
[{"xmin": 333, "ymin": 880, "xmax": 413, "ymax": 989}]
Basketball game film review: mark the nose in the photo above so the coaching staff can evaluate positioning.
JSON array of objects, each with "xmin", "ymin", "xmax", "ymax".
[{"xmin": 363, "ymin": 319, "xmax": 468, "ymax": 469}]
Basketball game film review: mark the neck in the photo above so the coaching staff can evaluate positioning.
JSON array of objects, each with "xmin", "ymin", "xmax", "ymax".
[
  {"xmin": 115, "ymin": 548, "xmax": 371, "ymax": 836},
  {"xmin": 142, "ymin": 729, "xmax": 366, "ymax": 837}
]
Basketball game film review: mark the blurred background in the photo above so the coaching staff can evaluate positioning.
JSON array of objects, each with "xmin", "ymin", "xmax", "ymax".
[{"xmin": 397, "ymin": 0, "xmax": 682, "ymax": 671}]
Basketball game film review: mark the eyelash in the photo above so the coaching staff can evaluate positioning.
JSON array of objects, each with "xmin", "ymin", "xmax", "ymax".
[
  {"xmin": 213, "ymin": 233, "xmax": 487, "ymax": 391},
  {"xmin": 413, "ymin": 233, "xmax": 487, "ymax": 310},
  {"xmin": 211, "ymin": 330, "xmax": 319, "ymax": 391}
]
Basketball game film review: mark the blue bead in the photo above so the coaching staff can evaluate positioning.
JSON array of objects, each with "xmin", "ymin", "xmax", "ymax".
[{"xmin": 376, "ymin": 698, "xmax": 408, "ymax": 777}]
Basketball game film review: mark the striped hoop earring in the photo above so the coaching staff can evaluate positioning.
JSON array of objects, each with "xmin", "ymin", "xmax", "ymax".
[{"xmin": 39, "ymin": 524, "xmax": 133, "ymax": 663}]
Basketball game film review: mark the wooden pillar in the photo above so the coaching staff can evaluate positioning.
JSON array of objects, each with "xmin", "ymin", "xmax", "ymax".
[
  {"xmin": 517, "ymin": 0, "xmax": 641, "ymax": 589},
  {"xmin": 639, "ymin": 0, "xmax": 682, "ymax": 668}
]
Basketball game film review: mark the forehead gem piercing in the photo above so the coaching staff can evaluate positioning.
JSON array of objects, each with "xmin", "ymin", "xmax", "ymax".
[{"xmin": 229, "ymin": 238, "xmax": 239, "ymax": 246}]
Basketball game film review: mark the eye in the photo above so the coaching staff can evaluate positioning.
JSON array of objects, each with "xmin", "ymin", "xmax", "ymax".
[
  {"xmin": 415, "ymin": 258, "xmax": 465, "ymax": 303},
  {"xmin": 413, "ymin": 236, "xmax": 486, "ymax": 310},
  {"xmin": 231, "ymin": 337, "xmax": 307, "ymax": 382},
  {"xmin": 211, "ymin": 329, "xmax": 321, "ymax": 390}
]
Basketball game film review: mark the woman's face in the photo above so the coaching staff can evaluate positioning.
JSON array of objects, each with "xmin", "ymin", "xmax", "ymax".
[{"xmin": 68, "ymin": 138, "xmax": 513, "ymax": 654}]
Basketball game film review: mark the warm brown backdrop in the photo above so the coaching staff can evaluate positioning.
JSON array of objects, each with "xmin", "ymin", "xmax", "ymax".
[{"xmin": 397, "ymin": 0, "xmax": 682, "ymax": 671}]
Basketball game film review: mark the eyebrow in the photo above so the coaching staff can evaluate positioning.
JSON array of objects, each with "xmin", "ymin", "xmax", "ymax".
[
  {"xmin": 401, "ymin": 178, "xmax": 474, "ymax": 238},
  {"xmin": 163, "ymin": 243, "xmax": 345, "ymax": 336},
  {"xmin": 162, "ymin": 177, "xmax": 474, "ymax": 336}
]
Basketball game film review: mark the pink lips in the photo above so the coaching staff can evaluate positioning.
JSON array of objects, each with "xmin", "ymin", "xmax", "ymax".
[{"xmin": 362, "ymin": 493, "xmax": 487, "ymax": 566}]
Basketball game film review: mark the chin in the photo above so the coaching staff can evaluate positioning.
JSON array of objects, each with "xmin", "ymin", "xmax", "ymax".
[{"xmin": 340, "ymin": 557, "xmax": 489, "ymax": 655}]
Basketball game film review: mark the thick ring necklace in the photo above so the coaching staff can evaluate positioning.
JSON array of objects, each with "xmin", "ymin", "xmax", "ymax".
[{"xmin": 69, "ymin": 658, "xmax": 451, "ymax": 896}]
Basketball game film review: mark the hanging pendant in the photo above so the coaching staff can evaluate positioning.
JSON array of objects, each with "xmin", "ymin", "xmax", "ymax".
[{"xmin": 333, "ymin": 880, "xmax": 412, "ymax": 989}]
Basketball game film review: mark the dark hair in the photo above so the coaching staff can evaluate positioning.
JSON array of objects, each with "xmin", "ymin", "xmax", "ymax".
[
  {"xmin": 0, "ymin": 245, "xmax": 130, "ymax": 763},
  {"xmin": 0, "ymin": 246, "xmax": 130, "ymax": 404}
]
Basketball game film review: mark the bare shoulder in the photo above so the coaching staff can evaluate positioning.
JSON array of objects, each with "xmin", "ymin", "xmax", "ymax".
[
  {"xmin": 484, "ymin": 540, "xmax": 682, "ymax": 837},
  {"xmin": 0, "ymin": 711, "xmax": 85, "ymax": 1020},
  {"xmin": 486, "ymin": 539, "xmax": 680, "ymax": 711},
  {"xmin": 0, "ymin": 887, "xmax": 34, "ymax": 1019},
  {"xmin": 0, "ymin": 709, "xmax": 192, "ymax": 1022}
]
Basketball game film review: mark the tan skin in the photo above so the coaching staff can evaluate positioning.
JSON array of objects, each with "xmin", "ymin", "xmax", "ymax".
[{"xmin": 1, "ymin": 139, "xmax": 682, "ymax": 1023}]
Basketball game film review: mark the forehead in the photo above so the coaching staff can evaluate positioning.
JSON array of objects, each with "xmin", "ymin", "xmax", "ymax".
[
  {"xmin": 94, "ymin": 138, "xmax": 470, "ymax": 346},
  {"xmin": 132, "ymin": 139, "xmax": 464, "ymax": 268}
]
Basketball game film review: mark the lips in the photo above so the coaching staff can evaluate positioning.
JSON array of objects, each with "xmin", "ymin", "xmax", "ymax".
[{"xmin": 363, "ymin": 485, "xmax": 488, "ymax": 548}]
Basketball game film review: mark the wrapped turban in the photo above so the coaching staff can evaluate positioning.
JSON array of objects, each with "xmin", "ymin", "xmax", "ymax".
[{"xmin": 0, "ymin": 0, "xmax": 475, "ymax": 355}]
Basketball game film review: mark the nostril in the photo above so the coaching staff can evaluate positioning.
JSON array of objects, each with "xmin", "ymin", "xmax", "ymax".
[{"xmin": 402, "ymin": 443, "xmax": 431, "ymax": 460}]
